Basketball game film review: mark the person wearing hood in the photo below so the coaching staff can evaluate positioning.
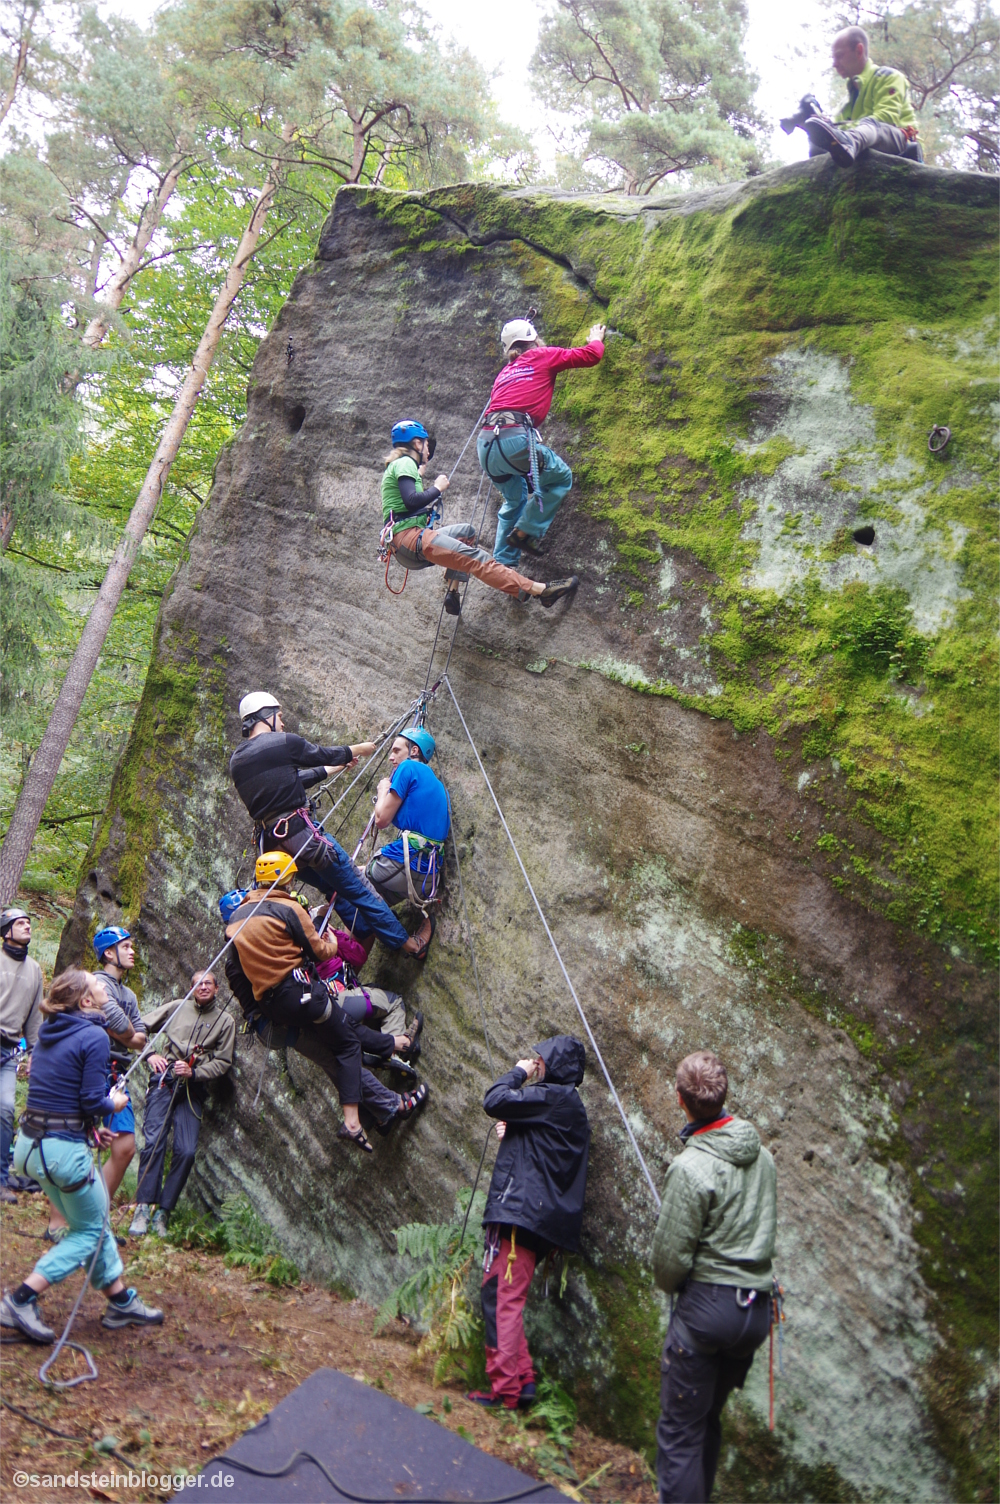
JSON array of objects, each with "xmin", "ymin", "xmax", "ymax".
[
  {"xmin": 0, "ymin": 907, "xmax": 43, "ymax": 1204},
  {"xmin": 652, "ymin": 1050, "xmax": 777, "ymax": 1504},
  {"xmin": 0, "ymin": 970, "xmax": 162, "ymax": 1344},
  {"xmin": 468, "ymin": 1036, "xmax": 590, "ymax": 1410}
]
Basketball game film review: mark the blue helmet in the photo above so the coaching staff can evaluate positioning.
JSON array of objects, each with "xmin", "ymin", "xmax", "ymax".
[
  {"xmin": 391, "ymin": 420, "xmax": 429, "ymax": 447},
  {"xmin": 93, "ymin": 924, "xmax": 130, "ymax": 960},
  {"xmin": 219, "ymin": 889, "xmax": 248, "ymax": 925},
  {"xmin": 401, "ymin": 726, "xmax": 436, "ymax": 762}
]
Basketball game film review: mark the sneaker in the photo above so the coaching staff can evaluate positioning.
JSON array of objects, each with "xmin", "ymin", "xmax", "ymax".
[
  {"xmin": 537, "ymin": 576, "xmax": 579, "ymax": 609},
  {"xmin": 150, "ymin": 1209, "xmax": 169, "ymax": 1239},
  {"xmin": 444, "ymin": 588, "xmax": 462, "ymax": 617},
  {"xmin": 0, "ymin": 1185, "xmax": 17, "ymax": 1205},
  {"xmin": 0, "ymin": 1291, "xmax": 54, "ymax": 1344},
  {"xmin": 101, "ymin": 1289, "xmax": 164, "ymax": 1330},
  {"xmin": 128, "ymin": 1203, "xmax": 152, "ymax": 1238}
]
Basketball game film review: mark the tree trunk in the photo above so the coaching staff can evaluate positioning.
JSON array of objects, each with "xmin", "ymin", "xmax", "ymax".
[
  {"xmin": 0, "ymin": 25, "xmax": 31, "ymax": 126},
  {"xmin": 83, "ymin": 154, "xmax": 189, "ymax": 348},
  {"xmin": 0, "ymin": 147, "xmax": 286, "ymax": 906}
]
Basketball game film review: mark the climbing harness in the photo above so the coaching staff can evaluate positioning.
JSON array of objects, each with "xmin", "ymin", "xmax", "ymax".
[
  {"xmin": 480, "ymin": 412, "xmax": 543, "ymax": 514},
  {"xmin": 400, "ymin": 831, "xmax": 443, "ymax": 916},
  {"xmin": 769, "ymin": 1277, "xmax": 786, "ymax": 1431}
]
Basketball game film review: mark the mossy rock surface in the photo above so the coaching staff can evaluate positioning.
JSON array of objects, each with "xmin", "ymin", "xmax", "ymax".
[{"xmin": 60, "ymin": 158, "xmax": 997, "ymax": 1500}]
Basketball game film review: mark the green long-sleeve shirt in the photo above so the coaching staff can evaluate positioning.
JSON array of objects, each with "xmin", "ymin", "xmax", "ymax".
[
  {"xmin": 139, "ymin": 997, "xmax": 236, "ymax": 1082},
  {"xmin": 835, "ymin": 59, "xmax": 917, "ymax": 130}
]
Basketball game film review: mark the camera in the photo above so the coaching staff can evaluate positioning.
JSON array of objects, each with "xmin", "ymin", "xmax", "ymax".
[{"xmin": 779, "ymin": 94, "xmax": 823, "ymax": 134}]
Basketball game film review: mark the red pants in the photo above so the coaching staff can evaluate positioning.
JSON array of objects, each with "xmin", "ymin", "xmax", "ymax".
[{"xmin": 481, "ymin": 1233, "xmax": 537, "ymax": 1406}]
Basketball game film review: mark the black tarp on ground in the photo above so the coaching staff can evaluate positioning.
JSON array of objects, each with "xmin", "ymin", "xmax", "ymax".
[{"xmin": 202, "ymin": 1367, "xmax": 564, "ymax": 1501}]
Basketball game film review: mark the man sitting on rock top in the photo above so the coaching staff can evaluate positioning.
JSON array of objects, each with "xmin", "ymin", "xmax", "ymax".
[{"xmin": 787, "ymin": 26, "xmax": 920, "ymax": 168}]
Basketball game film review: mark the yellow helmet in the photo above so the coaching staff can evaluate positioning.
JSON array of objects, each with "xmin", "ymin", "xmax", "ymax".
[{"xmin": 255, "ymin": 851, "xmax": 297, "ymax": 888}]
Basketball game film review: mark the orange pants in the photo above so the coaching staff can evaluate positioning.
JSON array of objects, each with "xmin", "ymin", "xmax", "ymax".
[{"xmin": 392, "ymin": 524, "xmax": 537, "ymax": 601}]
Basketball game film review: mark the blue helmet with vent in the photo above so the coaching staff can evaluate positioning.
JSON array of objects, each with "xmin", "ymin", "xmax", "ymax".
[
  {"xmin": 400, "ymin": 726, "xmax": 436, "ymax": 762},
  {"xmin": 391, "ymin": 420, "xmax": 429, "ymax": 447},
  {"xmin": 93, "ymin": 925, "xmax": 130, "ymax": 960},
  {"xmin": 219, "ymin": 889, "xmax": 248, "ymax": 925}
]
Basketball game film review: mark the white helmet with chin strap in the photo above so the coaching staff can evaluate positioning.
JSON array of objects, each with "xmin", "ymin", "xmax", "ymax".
[
  {"xmin": 501, "ymin": 319, "xmax": 539, "ymax": 358},
  {"xmin": 239, "ymin": 691, "xmax": 281, "ymax": 737}
]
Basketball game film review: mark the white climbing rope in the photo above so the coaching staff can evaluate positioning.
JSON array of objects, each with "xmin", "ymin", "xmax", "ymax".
[{"xmin": 441, "ymin": 674, "xmax": 663, "ymax": 1212}]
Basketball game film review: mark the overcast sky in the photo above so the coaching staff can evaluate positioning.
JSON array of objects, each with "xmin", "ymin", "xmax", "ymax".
[{"xmin": 104, "ymin": 0, "xmax": 838, "ymax": 171}]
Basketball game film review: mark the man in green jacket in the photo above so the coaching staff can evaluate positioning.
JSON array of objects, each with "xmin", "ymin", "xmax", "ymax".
[
  {"xmin": 801, "ymin": 27, "xmax": 920, "ymax": 167},
  {"xmin": 652, "ymin": 1051, "xmax": 777, "ymax": 1503}
]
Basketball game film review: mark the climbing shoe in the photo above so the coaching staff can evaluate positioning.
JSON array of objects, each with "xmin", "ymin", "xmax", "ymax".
[
  {"xmin": 518, "ymin": 1382, "xmax": 537, "ymax": 1409},
  {"xmin": 511, "ymin": 528, "xmax": 545, "ymax": 555},
  {"xmin": 0, "ymin": 1291, "xmax": 54, "ymax": 1344},
  {"xmin": 43, "ymin": 1224, "xmax": 67, "ymax": 1244},
  {"xmin": 398, "ymin": 1082, "xmax": 429, "ymax": 1121},
  {"xmin": 803, "ymin": 116, "xmax": 860, "ymax": 166},
  {"xmin": 444, "ymin": 588, "xmax": 462, "ymax": 617},
  {"xmin": 387, "ymin": 1054, "xmax": 418, "ymax": 1081},
  {"xmin": 537, "ymin": 576, "xmax": 579, "ymax": 609},
  {"xmin": 129, "ymin": 1203, "xmax": 152, "ymax": 1238},
  {"xmin": 400, "ymin": 1010, "xmax": 424, "ymax": 1063},
  {"xmin": 402, "ymin": 914, "xmax": 434, "ymax": 960},
  {"xmin": 101, "ymin": 1289, "xmax": 164, "ymax": 1330},
  {"xmin": 338, "ymin": 1124, "xmax": 374, "ymax": 1154},
  {"xmin": 150, "ymin": 1208, "xmax": 169, "ymax": 1239}
]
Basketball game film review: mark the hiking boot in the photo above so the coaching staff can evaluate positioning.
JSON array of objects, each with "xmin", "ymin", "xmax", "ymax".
[
  {"xmin": 150, "ymin": 1209, "xmax": 169, "ymax": 1239},
  {"xmin": 129, "ymin": 1203, "xmax": 152, "ymax": 1238},
  {"xmin": 803, "ymin": 116, "xmax": 860, "ymax": 166},
  {"xmin": 399, "ymin": 1010, "xmax": 424, "ymax": 1063},
  {"xmin": 0, "ymin": 1291, "xmax": 54, "ymax": 1344},
  {"xmin": 101, "ymin": 1289, "xmax": 164, "ymax": 1330},
  {"xmin": 0, "ymin": 1185, "xmax": 17, "ymax": 1205},
  {"xmin": 402, "ymin": 914, "xmax": 434, "ymax": 959},
  {"xmin": 537, "ymin": 576, "xmax": 579, "ymax": 609},
  {"xmin": 444, "ymin": 588, "xmax": 462, "ymax": 617}
]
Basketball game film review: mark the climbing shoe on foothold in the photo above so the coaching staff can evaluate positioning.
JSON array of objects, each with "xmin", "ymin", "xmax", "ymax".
[
  {"xmin": 511, "ymin": 528, "xmax": 545, "ymax": 555},
  {"xmin": 538, "ymin": 576, "xmax": 579, "ymax": 608},
  {"xmin": 402, "ymin": 914, "xmax": 434, "ymax": 960},
  {"xmin": 101, "ymin": 1288, "xmax": 164, "ymax": 1330},
  {"xmin": 400, "ymin": 1010, "xmax": 424, "ymax": 1063},
  {"xmin": 0, "ymin": 1291, "xmax": 54, "ymax": 1344},
  {"xmin": 337, "ymin": 1124, "xmax": 374, "ymax": 1154},
  {"xmin": 387, "ymin": 1054, "xmax": 418, "ymax": 1080},
  {"xmin": 150, "ymin": 1209, "xmax": 169, "ymax": 1239},
  {"xmin": 398, "ymin": 1082, "xmax": 429, "ymax": 1121},
  {"xmin": 803, "ymin": 116, "xmax": 860, "ymax": 166},
  {"xmin": 444, "ymin": 588, "xmax": 462, "ymax": 617},
  {"xmin": 129, "ymin": 1203, "xmax": 152, "ymax": 1238},
  {"xmin": 518, "ymin": 1382, "xmax": 537, "ymax": 1409}
]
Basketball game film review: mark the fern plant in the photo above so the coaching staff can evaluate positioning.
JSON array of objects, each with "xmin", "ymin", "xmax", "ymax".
[
  {"xmin": 377, "ymin": 1188, "xmax": 488, "ymax": 1385},
  {"xmin": 168, "ymin": 1195, "xmax": 299, "ymax": 1287}
]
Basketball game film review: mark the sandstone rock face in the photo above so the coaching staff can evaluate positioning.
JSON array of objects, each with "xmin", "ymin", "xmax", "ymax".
[{"xmin": 61, "ymin": 158, "xmax": 997, "ymax": 1498}]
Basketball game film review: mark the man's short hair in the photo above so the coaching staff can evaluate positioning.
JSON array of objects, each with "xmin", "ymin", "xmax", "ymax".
[
  {"xmin": 840, "ymin": 25, "xmax": 868, "ymax": 55},
  {"xmin": 676, "ymin": 1050, "xmax": 728, "ymax": 1120},
  {"xmin": 192, "ymin": 969, "xmax": 217, "ymax": 987}
]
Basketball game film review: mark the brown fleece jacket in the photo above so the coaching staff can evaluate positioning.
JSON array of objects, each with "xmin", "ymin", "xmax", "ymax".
[{"xmin": 225, "ymin": 889, "xmax": 338, "ymax": 1000}]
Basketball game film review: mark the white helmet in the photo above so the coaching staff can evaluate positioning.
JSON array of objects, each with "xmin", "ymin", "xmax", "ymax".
[
  {"xmin": 501, "ymin": 319, "xmax": 539, "ymax": 357},
  {"xmin": 239, "ymin": 691, "xmax": 280, "ymax": 736}
]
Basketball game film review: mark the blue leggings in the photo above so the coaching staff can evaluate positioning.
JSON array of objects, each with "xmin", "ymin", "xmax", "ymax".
[{"xmin": 13, "ymin": 1132, "xmax": 123, "ymax": 1289}]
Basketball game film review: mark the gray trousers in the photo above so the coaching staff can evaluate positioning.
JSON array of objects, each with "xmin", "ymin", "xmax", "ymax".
[
  {"xmin": 809, "ymin": 115, "xmax": 908, "ymax": 158},
  {"xmin": 350, "ymin": 987, "xmax": 406, "ymax": 1037},
  {"xmin": 366, "ymin": 854, "xmax": 437, "ymax": 907}
]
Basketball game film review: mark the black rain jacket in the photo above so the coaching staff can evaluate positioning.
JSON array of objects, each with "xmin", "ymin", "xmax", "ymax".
[{"xmin": 481, "ymin": 1035, "xmax": 590, "ymax": 1252}]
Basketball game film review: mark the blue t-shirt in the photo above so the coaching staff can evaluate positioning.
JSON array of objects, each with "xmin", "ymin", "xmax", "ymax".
[{"xmin": 381, "ymin": 761, "xmax": 451, "ymax": 870}]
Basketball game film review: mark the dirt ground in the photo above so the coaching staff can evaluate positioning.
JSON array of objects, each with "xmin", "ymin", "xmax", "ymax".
[{"xmin": 1, "ymin": 1194, "xmax": 656, "ymax": 1503}]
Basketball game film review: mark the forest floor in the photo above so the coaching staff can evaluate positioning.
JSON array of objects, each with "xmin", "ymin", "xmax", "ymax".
[{"xmin": 1, "ymin": 1194, "xmax": 657, "ymax": 1504}]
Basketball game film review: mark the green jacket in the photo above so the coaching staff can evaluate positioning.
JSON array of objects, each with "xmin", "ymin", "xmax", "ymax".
[
  {"xmin": 382, "ymin": 456, "xmax": 430, "ymax": 537},
  {"xmin": 835, "ymin": 59, "xmax": 917, "ymax": 130},
  {"xmin": 652, "ymin": 1118, "xmax": 777, "ymax": 1294}
]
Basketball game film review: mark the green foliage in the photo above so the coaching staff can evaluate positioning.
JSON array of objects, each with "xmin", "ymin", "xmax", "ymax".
[
  {"xmin": 531, "ymin": 0, "xmax": 764, "ymax": 193},
  {"xmin": 166, "ymin": 1194, "xmax": 299, "ymax": 1285},
  {"xmin": 527, "ymin": 1373, "xmax": 578, "ymax": 1449},
  {"xmin": 376, "ymin": 1188, "xmax": 487, "ymax": 1386}
]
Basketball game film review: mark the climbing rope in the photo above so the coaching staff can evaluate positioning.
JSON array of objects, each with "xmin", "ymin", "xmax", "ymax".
[{"xmin": 441, "ymin": 675, "xmax": 663, "ymax": 1212}]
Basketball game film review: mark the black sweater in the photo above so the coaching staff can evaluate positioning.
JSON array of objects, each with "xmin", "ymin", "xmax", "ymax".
[{"xmin": 230, "ymin": 732, "xmax": 352, "ymax": 822}]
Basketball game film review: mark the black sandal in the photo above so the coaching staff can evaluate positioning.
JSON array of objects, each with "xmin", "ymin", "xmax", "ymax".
[
  {"xmin": 398, "ymin": 1083, "xmax": 429, "ymax": 1120},
  {"xmin": 338, "ymin": 1125, "xmax": 374, "ymax": 1154}
]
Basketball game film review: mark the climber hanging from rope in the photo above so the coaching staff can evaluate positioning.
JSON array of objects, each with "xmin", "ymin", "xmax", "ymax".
[
  {"xmin": 479, "ymin": 318, "xmax": 605, "ymax": 568},
  {"xmin": 363, "ymin": 725, "xmax": 449, "ymax": 918},
  {"xmin": 224, "ymin": 853, "xmax": 427, "ymax": 1152},
  {"xmin": 230, "ymin": 691, "xmax": 433, "ymax": 959},
  {"xmin": 380, "ymin": 421, "xmax": 579, "ymax": 617}
]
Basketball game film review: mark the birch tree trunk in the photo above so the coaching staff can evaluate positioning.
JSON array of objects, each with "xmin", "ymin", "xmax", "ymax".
[
  {"xmin": 0, "ymin": 147, "xmax": 286, "ymax": 905},
  {"xmin": 82, "ymin": 154, "xmax": 189, "ymax": 348}
]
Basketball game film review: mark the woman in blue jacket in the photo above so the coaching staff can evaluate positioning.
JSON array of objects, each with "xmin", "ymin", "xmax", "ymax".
[{"xmin": 0, "ymin": 969, "xmax": 163, "ymax": 1344}]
